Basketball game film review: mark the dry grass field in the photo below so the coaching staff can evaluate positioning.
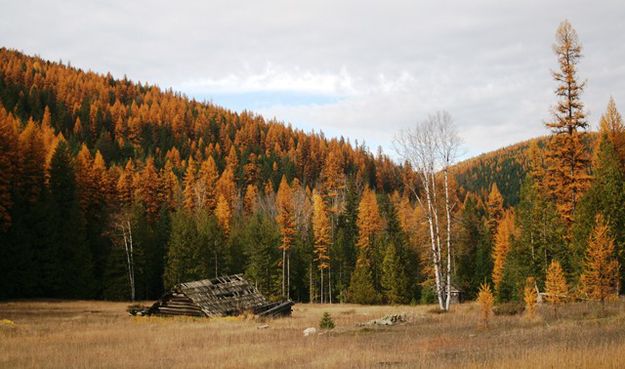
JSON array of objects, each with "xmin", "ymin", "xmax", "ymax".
[{"xmin": 1, "ymin": 300, "xmax": 625, "ymax": 369}]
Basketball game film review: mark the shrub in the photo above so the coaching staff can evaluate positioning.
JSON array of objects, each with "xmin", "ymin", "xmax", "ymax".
[
  {"xmin": 319, "ymin": 312, "xmax": 335, "ymax": 330},
  {"xmin": 493, "ymin": 302, "xmax": 525, "ymax": 316}
]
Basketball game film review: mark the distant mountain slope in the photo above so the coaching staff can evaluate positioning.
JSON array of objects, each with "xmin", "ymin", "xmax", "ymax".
[{"xmin": 453, "ymin": 133, "xmax": 597, "ymax": 206}]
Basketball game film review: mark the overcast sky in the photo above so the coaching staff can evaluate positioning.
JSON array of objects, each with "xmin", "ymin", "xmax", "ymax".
[{"xmin": 2, "ymin": 0, "xmax": 624, "ymax": 159}]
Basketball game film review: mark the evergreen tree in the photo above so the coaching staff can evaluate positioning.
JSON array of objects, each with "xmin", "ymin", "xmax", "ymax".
[
  {"xmin": 163, "ymin": 209, "xmax": 203, "ymax": 289},
  {"xmin": 456, "ymin": 193, "xmax": 491, "ymax": 297},
  {"xmin": 381, "ymin": 242, "xmax": 408, "ymax": 304},
  {"xmin": 348, "ymin": 257, "xmax": 380, "ymax": 304},
  {"xmin": 514, "ymin": 177, "xmax": 566, "ymax": 287},
  {"xmin": 573, "ymin": 136, "xmax": 625, "ymax": 288},
  {"xmin": 46, "ymin": 140, "xmax": 94, "ymax": 297},
  {"xmin": 242, "ymin": 213, "xmax": 281, "ymax": 298}
]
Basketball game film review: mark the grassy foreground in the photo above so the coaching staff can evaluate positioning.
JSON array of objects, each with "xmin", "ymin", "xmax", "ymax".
[{"xmin": 1, "ymin": 300, "xmax": 624, "ymax": 369}]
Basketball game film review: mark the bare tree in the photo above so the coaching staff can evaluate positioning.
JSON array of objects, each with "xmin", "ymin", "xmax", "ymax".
[
  {"xmin": 111, "ymin": 211, "xmax": 136, "ymax": 302},
  {"xmin": 394, "ymin": 111, "xmax": 461, "ymax": 311}
]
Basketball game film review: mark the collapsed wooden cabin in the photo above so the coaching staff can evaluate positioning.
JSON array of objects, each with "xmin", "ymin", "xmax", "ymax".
[{"xmin": 147, "ymin": 274, "xmax": 293, "ymax": 318}]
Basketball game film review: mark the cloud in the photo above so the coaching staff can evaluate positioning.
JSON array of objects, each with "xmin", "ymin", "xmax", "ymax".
[{"xmin": 1, "ymin": 0, "xmax": 624, "ymax": 160}]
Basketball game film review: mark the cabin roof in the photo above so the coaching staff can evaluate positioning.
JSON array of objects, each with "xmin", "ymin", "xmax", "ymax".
[{"xmin": 149, "ymin": 274, "xmax": 292, "ymax": 318}]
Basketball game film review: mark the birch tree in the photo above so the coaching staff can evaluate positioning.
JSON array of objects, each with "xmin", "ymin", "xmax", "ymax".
[{"xmin": 394, "ymin": 111, "xmax": 461, "ymax": 311}]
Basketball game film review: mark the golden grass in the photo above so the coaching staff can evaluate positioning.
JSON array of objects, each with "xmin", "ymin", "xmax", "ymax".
[{"xmin": 1, "ymin": 300, "xmax": 624, "ymax": 369}]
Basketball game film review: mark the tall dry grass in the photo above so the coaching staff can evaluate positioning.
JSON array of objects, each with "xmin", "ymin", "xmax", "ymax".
[{"xmin": 1, "ymin": 300, "xmax": 624, "ymax": 368}]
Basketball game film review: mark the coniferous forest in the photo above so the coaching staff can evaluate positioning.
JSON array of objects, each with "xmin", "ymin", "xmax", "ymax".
[{"xmin": 1, "ymin": 20, "xmax": 624, "ymax": 307}]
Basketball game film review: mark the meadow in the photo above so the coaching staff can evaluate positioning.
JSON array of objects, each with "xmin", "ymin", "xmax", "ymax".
[{"xmin": 1, "ymin": 300, "xmax": 624, "ymax": 369}]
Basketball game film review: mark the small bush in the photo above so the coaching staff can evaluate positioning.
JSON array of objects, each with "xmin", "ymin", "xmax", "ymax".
[
  {"xmin": 319, "ymin": 312, "xmax": 335, "ymax": 330},
  {"xmin": 477, "ymin": 283, "xmax": 494, "ymax": 328},
  {"xmin": 493, "ymin": 302, "xmax": 525, "ymax": 316}
]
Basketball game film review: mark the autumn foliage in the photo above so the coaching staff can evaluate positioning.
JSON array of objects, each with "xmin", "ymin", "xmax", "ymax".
[{"xmin": 579, "ymin": 215, "xmax": 620, "ymax": 303}]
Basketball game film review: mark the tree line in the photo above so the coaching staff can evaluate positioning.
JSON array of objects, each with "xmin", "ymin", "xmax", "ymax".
[{"xmin": 0, "ymin": 20, "xmax": 622, "ymax": 306}]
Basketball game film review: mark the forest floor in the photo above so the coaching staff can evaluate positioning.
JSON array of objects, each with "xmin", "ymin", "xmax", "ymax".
[{"xmin": 1, "ymin": 299, "xmax": 624, "ymax": 369}]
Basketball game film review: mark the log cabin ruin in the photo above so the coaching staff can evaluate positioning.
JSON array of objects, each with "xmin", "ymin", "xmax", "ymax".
[{"xmin": 146, "ymin": 274, "xmax": 293, "ymax": 318}]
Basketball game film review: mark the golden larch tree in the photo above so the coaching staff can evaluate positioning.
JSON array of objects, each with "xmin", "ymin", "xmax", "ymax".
[
  {"xmin": 544, "ymin": 20, "xmax": 591, "ymax": 230},
  {"xmin": 198, "ymin": 157, "xmax": 218, "ymax": 212},
  {"xmin": 159, "ymin": 160, "xmax": 179, "ymax": 210},
  {"xmin": 276, "ymin": 175, "xmax": 296, "ymax": 298},
  {"xmin": 598, "ymin": 97, "xmax": 625, "ymax": 167},
  {"xmin": 579, "ymin": 214, "xmax": 620, "ymax": 304},
  {"xmin": 477, "ymin": 283, "xmax": 494, "ymax": 328},
  {"xmin": 138, "ymin": 157, "xmax": 161, "ymax": 221},
  {"xmin": 356, "ymin": 187, "xmax": 383, "ymax": 251},
  {"xmin": 524, "ymin": 276, "xmax": 538, "ymax": 319},
  {"xmin": 74, "ymin": 144, "xmax": 95, "ymax": 213},
  {"xmin": 545, "ymin": 259, "xmax": 568, "ymax": 318},
  {"xmin": 216, "ymin": 167, "xmax": 237, "ymax": 211},
  {"xmin": 116, "ymin": 160, "xmax": 135, "ymax": 208},
  {"xmin": 215, "ymin": 194, "xmax": 231, "ymax": 237},
  {"xmin": 243, "ymin": 184, "xmax": 259, "ymax": 216},
  {"xmin": 312, "ymin": 191, "xmax": 331, "ymax": 303},
  {"xmin": 492, "ymin": 210, "xmax": 515, "ymax": 293},
  {"xmin": 0, "ymin": 111, "xmax": 18, "ymax": 230},
  {"xmin": 486, "ymin": 182, "xmax": 504, "ymax": 236},
  {"xmin": 182, "ymin": 157, "xmax": 197, "ymax": 211}
]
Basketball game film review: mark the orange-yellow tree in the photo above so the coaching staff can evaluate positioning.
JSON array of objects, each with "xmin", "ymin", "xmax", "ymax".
[
  {"xmin": 486, "ymin": 182, "xmax": 504, "ymax": 236},
  {"xmin": 215, "ymin": 194, "xmax": 231, "ymax": 237},
  {"xmin": 198, "ymin": 157, "xmax": 219, "ymax": 212},
  {"xmin": 524, "ymin": 277, "xmax": 538, "ymax": 319},
  {"xmin": 349, "ymin": 187, "xmax": 383, "ymax": 304},
  {"xmin": 579, "ymin": 215, "xmax": 620, "ymax": 304},
  {"xmin": 312, "ymin": 191, "xmax": 331, "ymax": 303},
  {"xmin": 182, "ymin": 157, "xmax": 197, "ymax": 211},
  {"xmin": 0, "ymin": 111, "xmax": 18, "ymax": 230},
  {"xmin": 545, "ymin": 259, "xmax": 568, "ymax": 318},
  {"xmin": 492, "ymin": 210, "xmax": 516, "ymax": 295},
  {"xmin": 477, "ymin": 283, "xmax": 494, "ymax": 328},
  {"xmin": 276, "ymin": 176, "xmax": 296, "ymax": 299},
  {"xmin": 544, "ymin": 20, "xmax": 591, "ymax": 230},
  {"xmin": 598, "ymin": 97, "xmax": 625, "ymax": 168}
]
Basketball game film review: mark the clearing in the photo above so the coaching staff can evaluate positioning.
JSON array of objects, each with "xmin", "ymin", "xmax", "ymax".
[{"xmin": 1, "ymin": 300, "xmax": 624, "ymax": 368}]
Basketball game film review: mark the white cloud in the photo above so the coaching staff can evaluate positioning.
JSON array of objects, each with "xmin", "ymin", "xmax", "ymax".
[{"xmin": 1, "ymin": 0, "xmax": 624, "ymax": 160}]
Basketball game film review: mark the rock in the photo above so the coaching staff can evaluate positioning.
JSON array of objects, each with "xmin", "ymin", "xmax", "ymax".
[
  {"xmin": 303, "ymin": 327, "xmax": 317, "ymax": 336},
  {"xmin": 257, "ymin": 324, "xmax": 269, "ymax": 329},
  {"xmin": 360, "ymin": 313, "xmax": 407, "ymax": 327}
]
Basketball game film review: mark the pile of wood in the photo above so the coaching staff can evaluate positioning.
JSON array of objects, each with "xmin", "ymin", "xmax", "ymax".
[{"xmin": 145, "ymin": 274, "xmax": 293, "ymax": 318}]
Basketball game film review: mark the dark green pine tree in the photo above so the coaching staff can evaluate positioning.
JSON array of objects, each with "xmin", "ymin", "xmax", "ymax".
[
  {"xmin": 195, "ymin": 209, "xmax": 226, "ymax": 279},
  {"xmin": 455, "ymin": 194, "xmax": 492, "ymax": 298},
  {"xmin": 513, "ymin": 177, "xmax": 566, "ymax": 289},
  {"xmin": 46, "ymin": 140, "xmax": 94, "ymax": 298},
  {"xmin": 348, "ymin": 253, "xmax": 380, "ymax": 305},
  {"xmin": 573, "ymin": 137, "xmax": 625, "ymax": 291},
  {"xmin": 332, "ymin": 181, "xmax": 359, "ymax": 301},
  {"xmin": 242, "ymin": 213, "xmax": 281, "ymax": 299},
  {"xmin": 381, "ymin": 242, "xmax": 409, "ymax": 304},
  {"xmin": 163, "ymin": 209, "xmax": 203, "ymax": 289},
  {"xmin": 378, "ymin": 195, "xmax": 412, "ymax": 303}
]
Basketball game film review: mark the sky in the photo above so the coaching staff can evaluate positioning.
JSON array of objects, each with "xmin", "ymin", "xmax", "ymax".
[{"xmin": 1, "ymin": 0, "xmax": 624, "ymax": 159}]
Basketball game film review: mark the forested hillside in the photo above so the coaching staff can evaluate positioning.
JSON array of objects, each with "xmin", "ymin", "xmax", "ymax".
[
  {"xmin": 453, "ymin": 134, "xmax": 596, "ymax": 207},
  {"xmin": 2, "ymin": 17, "xmax": 624, "ymax": 309},
  {"xmin": 0, "ymin": 48, "xmax": 417, "ymax": 302}
]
